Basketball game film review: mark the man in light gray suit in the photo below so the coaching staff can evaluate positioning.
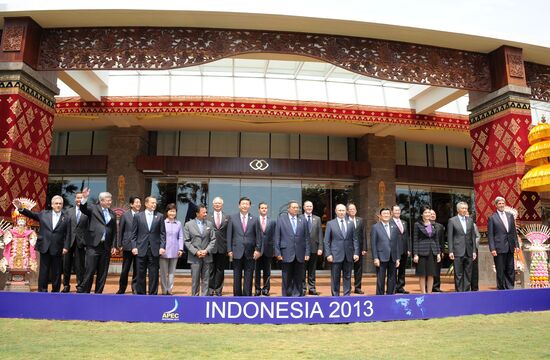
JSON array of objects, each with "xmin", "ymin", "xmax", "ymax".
[
  {"xmin": 324, "ymin": 204, "xmax": 359, "ymax": 296},
  {"xmin": 185, "ymin": 204, "xmax": 216, "ymax": 296},
  {"xmin": 448, "ymin": 201, "xmax": 477, "ymax": 292},
  {"xmin": 302, "ymin": 200, "xmax": 323, "ymax": 296},
  {"xmin": 371, "ymin": 208, "xmax": 401, "ymax": 295}
]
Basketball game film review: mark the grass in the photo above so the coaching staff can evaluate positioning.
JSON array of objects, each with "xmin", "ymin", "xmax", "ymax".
[{"xmin": 0, "ymin": 311, "xmax": 549, "ymax": 359}]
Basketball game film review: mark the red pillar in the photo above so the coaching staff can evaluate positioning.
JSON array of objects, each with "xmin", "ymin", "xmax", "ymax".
[
  {"xmin": 0, "ymin": 17, "xmax": 57, "ymax": 219},
  {"xmin": 469, "ymin": 46, "xmax": 541, "ymax": 232}
]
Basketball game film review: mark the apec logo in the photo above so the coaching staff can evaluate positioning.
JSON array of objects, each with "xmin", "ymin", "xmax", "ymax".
[{"xmin": 162, "ymin": 299, "xmax": 180, "ymax": 321}]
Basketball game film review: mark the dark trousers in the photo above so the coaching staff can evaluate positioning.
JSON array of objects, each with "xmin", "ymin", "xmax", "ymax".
[
  {"xmin": 432, "ymin": 254, "xmax": 443, "ymax": 291},
  {"xmin": 135, "ymin": 248, "xmax": 160, "ymax": 295},
  {"xmin": 80, "ymin": 243, "xmax": 111, "ymax": 294},
  {"xmin": 38, "ymin": 252, "xmax": 62, "ymax": 292},
  {"xmin": 208, "ymin": 252, "xmax": 227, "ymax": 296},
  {"xmin": 353, "ymin": 253, "xmax": 363, "ymax": 290},
  {"xmin": 376, "ymin": 258, "xmax": 397, "ymax": 295},
  {"xmin": 396, "ymin": 251, "xmax": 408, "ymax": 292},
  {"xmin": 118, "ymin": 250, "xmax": 137, "ymax": 294},
  {"xmin": 281, "ymin": 260, "xmax": 305, "ymax": 297},
  {"xmin": 453, "ymin": 255, "xmax": 473, "ymax": 292},
  {"xmin": 62, "ymin": 242, "xmax": 85, "ymax": 291},
  {"xmin": 471, "ymin": 253, "xmax": 479, "ymax": 291},
  {"xmin": 303, "ymin": 252, "xmax": 319, "ymax": 292},
  {"xmin": 494, "ymin": 251, "xmax": 515, "ymax": 290},
  {"xmin": 330, "ymin": 261, "xmax": 353, "ymax": 296},
  {"xmin": 232, "ymin": 257, "xmax": 255, "ymax": 296},
  {"xmin": 254, "ymin": 255, "xmax": 272, "ymax": 293}
]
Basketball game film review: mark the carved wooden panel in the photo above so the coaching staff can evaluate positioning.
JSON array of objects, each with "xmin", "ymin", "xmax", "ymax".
[
  {"xmin": 1, "ymin": 23, "xmax": 25, "ymax": 52},
  {"xmin": 37, "ymin": 27, "xmax": 492, "ymax": 91},
  {"xmin": 526, "ymin": 62, "xmax": 550, "ymax": 103}
]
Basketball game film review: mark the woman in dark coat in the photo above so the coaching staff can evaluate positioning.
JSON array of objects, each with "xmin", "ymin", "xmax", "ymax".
[{"xmin": 413, "ymin": 206, "xmax": 441, "ymax": 294}]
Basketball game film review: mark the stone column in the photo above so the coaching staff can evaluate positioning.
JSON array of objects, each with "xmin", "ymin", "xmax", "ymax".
[
  {"xmin": 468, "ymin": 46, "xmax": 541, "ymax": 285},
  {"xmin": 357, "ymin": 134, "xmax": 396, "ymax": 273},
  {"xmin": 106, "ymin": 126, "xmax": 148, "ymax": 209}
]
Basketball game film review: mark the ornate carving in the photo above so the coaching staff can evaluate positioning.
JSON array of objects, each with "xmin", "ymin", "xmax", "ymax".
[
  {"xmin": 526, "ymin": 62, "xmax": 550, "ymax": 103},
  {"xmin": 37, "ymin": 27, "xmax": 492, "ymax": 91},
  {"xmin": 507, "ymin": 53, "xmax": 524, "ymax": 78},
  {"xmin": 1, "ymin": 24, "xmax": 25, "ymax": 52}
]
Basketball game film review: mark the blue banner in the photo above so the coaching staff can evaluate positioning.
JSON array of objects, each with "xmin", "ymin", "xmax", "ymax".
[{"xmin": 1, "ymin": 289, "xmax": 549, "ymax": 324}]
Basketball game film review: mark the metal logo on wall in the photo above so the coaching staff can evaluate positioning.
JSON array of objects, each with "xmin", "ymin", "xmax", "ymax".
[{"xmin": 249, "ymin": 159, "xmax": 269, "ymax": 171}]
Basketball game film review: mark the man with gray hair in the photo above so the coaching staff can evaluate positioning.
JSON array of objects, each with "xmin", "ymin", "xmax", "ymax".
[
  {"xmin": 447, "ymin": 202, "xmax": 477, "ymax": 292},
  {"xmin": 78, "ymin": 187, "xmax": 118, "ymax": 293},
  {"xmin": 488, "ymin": 196, "xmax": 519, "ymax": 290}
]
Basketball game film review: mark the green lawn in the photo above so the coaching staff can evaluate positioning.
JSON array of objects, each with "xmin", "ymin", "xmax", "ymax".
[{"xmin": 1, "ymin": 311, "xmax": 548, "ymax": 359}]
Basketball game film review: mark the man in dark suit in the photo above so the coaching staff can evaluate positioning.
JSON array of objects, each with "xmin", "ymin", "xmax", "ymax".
[
  {"xmin": 392, "ymin": 205, "xmax": 410, "ymax": 294},
  {"xmin": 347, "ymin": 203, "xmax": 366, "ymax": 294},
  {"xmin": 227, "ymin": 197, "xmax": 260, "ymax": 296},
  {"xmin": 430, "ymin": 210, "xmax": 446, "ymax": 292},
  {"xmin": 371, "ymin": 208, "xmax": 401, "ymax": 295},
  {"xmin": 208, "ymin": 196, "xmax": 229, "ymax": 296},
  {"xmin": 255, "ymin": 202, "xmax": 276, "ymax": 296},
  {"xmin": 131, "ymin": 195, "xmax": 166, "ymax": 295},
  {"xmin": 78, "ymin": 188, "xmax": 117, "ymax": 294},
  {"xmin": 184, "ymin": 204, "xmax": 216, "ymax": 296},
  {"xmin": 324, "ymin": 204, "xmax": 359, "ymax": 296},
  {"xmin": 488, "ymin": 196, "xmax": 519, "ymax": 290},
  {"xmin": 15, "ymin": 196, "xmax": 71, "ymax": 292},
  {"xmin": 468, "ymin": 210, "xmax": 481, "ymax": 291},
  {"xmin": 116, "ymin": 196, "xmax": 141, "ymax": 294},
  {"xmin": 302, "ymin": 200, "xmax": 323, "ymax": 296},
  {"xmin": 274, "ymin": 200, "xmax": 310, "ymax": 297},
  {"xmin": 448, "ymin": 201, "xmax": 477, "ymax": 292},
  {"xmin": 62, "ymin": 192, "xmax": 88, "ymax": 293}
]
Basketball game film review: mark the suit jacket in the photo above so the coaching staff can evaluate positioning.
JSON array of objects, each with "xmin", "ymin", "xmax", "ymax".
[
  {"xmin": 118, "ymin": 210, "xmax": 137, "ymax": 251},
  {"xmin": 79, "ymin": 201, "xmax": 117, "ymax": 249},
  {"xmin": 302, "ymin": 213, "xmax": 323, "ymax": 253},
  {"xmin": 348, "ymin": 216, "xmax": 366, "ymax": 252},
  {"xmin": 226, "ymin": 212, "xmax": 259, "ymax": 260},
  {"xmin": 323, "ymin": 217, "xmax": 359, "ymax": 263},
  {"xmin": 488, "ymin": 211, "xmax": 518, "ymax": 254},
  {"xmin": 274, "ymin": 213, "xmax": 310, "ymax": 263},
  {"xmin": 256, "ymin": 215, "xmax": 277, "ymax": 257},
  {"xmin": 20, "ymin": 208, "xmax": 71, "ymax": 256},
  {"xmin": 447, "ymin": 216, "xmax": 476, "ymax": 257},
  {"xmin": 131, "ymin": 211, "xmax": 167, "ymax": 257},
  {"xmin": 392, "ymin": 217, "xmax": 410, "ymax": 255},
  {"xmin": 433, "ymin": 221, "xmax": 446, "ymax": 254},
  {"xmin": 412, "ymin": 222, "xmax": 440, "ymax": 256},
  {"xmin": 184, "ymin": 219, "xmax": 216, "ymax": 263},
  {"xmin": 208, "ymin": 212, "xmax": 229, "ymax": 254},
  {"xmin": 65, "ymin": 206, "xmax": 88, "ymax": 249},
  {"xmin": 370, "ymin": 221, "xmax": 401, "ymax": 262}
]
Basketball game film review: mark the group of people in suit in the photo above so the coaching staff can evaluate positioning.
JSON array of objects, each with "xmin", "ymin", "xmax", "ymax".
[{"xmin": 15, "ymin": 189, "xmax": 519, "ymax": 295}]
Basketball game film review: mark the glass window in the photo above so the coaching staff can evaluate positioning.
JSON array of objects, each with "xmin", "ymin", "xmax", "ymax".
[
  {"xmin": 139, "ymin": 75, "xmax": 170, "ymax": 96},
  {"xmin": 270, "ymin": 133, "xmax": 300, "ymax": 159},
  {"xmin": 208, "ymin": 179, "xmax": 240, "ymax": 215},
  {"xmin": 51, "ymin": 132, "xmax": 68, "ymax": 156},
  {"xmin": 328, "ymin": 136, "xmax": 348, "ymax": 161},
  {"xmin": 265, "ymin": 78, "xmax": 297, "ymax": 101},
  {"xmin": 408, "ymin": 186, "xmax": 431, "ymax": 224},
  {"xmin": 433, "ymin": 144, "xmax": 447, "ymax": 168},
  {"xmin": 46, "ymin": 176, "xmax": 106, "ymax": 209},
  {"xmin": 448, "ymin": 146, "xmax": 466, "ymax": 169},
  {"xmin": 92, "ymin": 130, "xmax": 109, "ymax": 155},
  {"xmin": 170, "ymin": 75, "xmax": 202, "ymax": 96},
  {"xmin": 272, "ymin": 180, "xmax": 302, "ymax": 219},
  {"xmin": 355, "ymin": 84, "xmax": 385, "ymax": 106},
  {"xmin": 300, "ymin": 135, "xmax": 327, "ymax": 160},
  {"xmin": 326, "ymin": 82, "xmax": 356, "ymax": 104},
  {"xmin": 67, "ymin": 131, "xmax": 93, "ymax": 155},
  {"xmin": 465, "ymin": 148, "xmax": 472, "ymax": 170},
  {"xmin": 302, "ymin": 183, "xmax": 330, "ymax": 223},
  {"xmin": 150, "ymin": 178, "xmax": 177, "ymax": 214},
  {"xmin": 241, "ymin": 179, "xmax": 271, "ymax": 217},
  {"xmin": 108, "ymin": 75, "xmax": 139, "ymax": 96},
  {"xmin": 234, "ymin": 77, "xmax": 266, "ymax": 99},
  {"xmin": 177, "ymin": 179, "xmax": 209, "ymax": 223},
  {"xmin": 396, "ymin": 140, "xmax": 406, "ymax": 165},
  {"xmin": 179, "ymin": 131, "xmax": 209, "ymax": 157},
  {"xmin": 210, "ymin": 132, "xmax": 239, "ymax": 157},
  {"xmin": 156, "ymin": 131, "xmax": 178, "ymax": 156},
  {"xmin": 202, "ymin": 76, "xmax": 233, "ymax": 97},
  {"xmin": 296, "ymin": 80, "xmax": 327, "ymax": 102},
  {"xmin": 240, "ymin": 132, "xmax": 270, "ymax": 158},
  {"xmin": 406, "ymin": 142, "xmax": 427, "ymax": 167}
]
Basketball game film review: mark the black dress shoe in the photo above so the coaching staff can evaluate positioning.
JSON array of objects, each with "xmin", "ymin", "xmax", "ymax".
[
  {"xmin": 308, "ymin": 290, "xmax": 320, "ymax": 296},
  {"xmin": 432, "ymin": 289, "xmax": 442, "ymax": 292},
  {"xmin": 395, "ymin": 290, "xmax": 410, "ymax": 294},
  {"xmin": 353, "ymin": 289, "xmax": 365, "ymax": 294},
  {"xmin": 116, "ymin": 290, "xmax": 124, "ymax": 294},
  {"xmin": 262, "ymin": 290, "xmax": 270, "ymax": 296},
  {"xmin": 62, "ymin": 287, "xmax": 70, "ymax": 293},
  {"xmin": 254, "ymin": 290, "xmax": 262, "ymax": 296}
]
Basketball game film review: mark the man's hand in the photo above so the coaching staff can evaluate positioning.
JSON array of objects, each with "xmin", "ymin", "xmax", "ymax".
[
  {"xmin": 491, "ymin": 250, "xmax": 497, "ymax": 257},
  {"xmin": 473, "ymin": 252, "xmax": 477, "ymax": 261},
  {"xmin": 82, "ymin": 187, "xmax": 90, "ymax": 199},
  {"xmin": 228, "ymin": 251, "xmax": 233, "ymax": 258},
  {"xmin": 178, "ymin": 250, "xmax": 183, "ymax": 257},
  {"xmin": 276, "ymin": 255, "xmax": 283, "ymax": 261},
  {"xmin": 353, "ymin": 255, "xmax": 359, "ymax": 262},
  {"xmin": 449, "ymin": 252, "xmax": 455, "ymax": 260},
  {"xmin": 317, "ymin": 249, "xmax": 323, "ymax": 256},
  {"xmin": 407, "ymin": 251, "xmax": 411, "ymax": 257},
  {"xmin": 326, "ymin": 255, "xmax": 333, "ymax": 263},
  {"xmin": 132, "ymin": 248, "xmax": 138, "ymax": 255},
  {"xmin": 436, "ymin": 254, "xmax": 441, "ymax": 263},
  {"xmin": 305, "ymin": 255, "xmax": 310, "ymax": 261},
  {"xmin": 361, "ymin": 250, "xmax": 367, "ymax": 256},
  {"xmin": 413, "ymin": 254, "xmax": 419, "ymax": 263},
  {"xmin": 253, "ymin": 250, "xmax": 261, "ymax": 260},
  {"xmin": 396, "ymin": 260, "xmax": 400, "ymax": 268},
  {"xmin": 111, "ymin": 248, "xmax": 117, "ymax": 256},
  {"xmin": 373, "ymin": 258, "xmax": 380, "ymax": 267},
  {"xmin": 159, "ymin": 248, "xmax": 166, "ymax": 256},
  {"xmin": 62, "ymin": 248, "xmax": 68, "ymax": 255}
]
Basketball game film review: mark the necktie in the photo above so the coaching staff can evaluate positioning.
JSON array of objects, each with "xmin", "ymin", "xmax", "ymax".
[
  {"xmin": 198, "ymin": 220, "xmax": 203, "ymax": 235},
  {"xmin": 385, "ymin": 223, "xmax": 391, "ymax": 238},
  {"xmin": 262, "ymin": 216, "xmax": 266, "ymax": 232},
  {"xmin": 52, "ymin": 212, "xmax": 60, "ymax": 229},
  {"xmin": 307, "ymin": 215, "xmax": 312, "ymax": 231},
  {"xmin": 460, "ymin": 216, "xmax": 467, "ymax": 233},
  {"xmin": 340, "ymin": 219, "xmax": 346, "ymax": 236},
  {"xmin": 216, "ymin": 212, "xmax": 221, "ymax": 229},
  {"xmin": 147, "ymin": 211, "xmax": 153, "ymax": 230},
  {"xmin": 242, "ymin": 215, "xmax": 247, "ymax": 232},
  {"xmin": 291, "ymin": 217, "xmax": 297, "ymax": 234},
  {"xmin": 396, "ymin": 219, "xmax": 404, "ymax": 233},
  {"xmin": 76, "ymin": 207, "xmax": 81, "ymax": 223},
  {"xmin": 103, "ymin": 208, "xmax": 111, "ymax": 224},
  {"xmin": 500, "ymin": 212, "xmax": 508, "ymax": 232}
]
